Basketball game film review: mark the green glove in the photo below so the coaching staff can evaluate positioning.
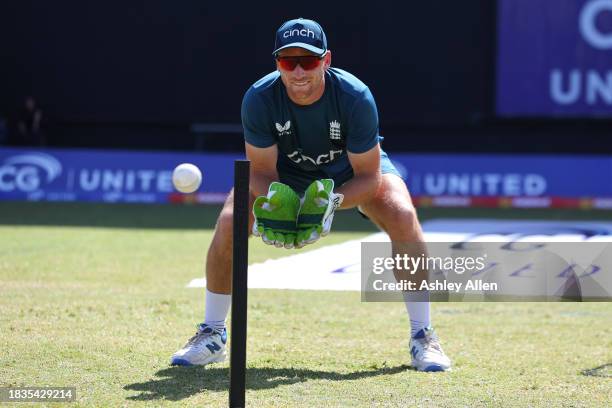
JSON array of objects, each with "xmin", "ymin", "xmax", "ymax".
[
  {"xmin": 252, "ymin": 182, "xmax": 300, "ymax": 249},
  {"xmin": 296, "ymin": 179, "xmax": 344, "ymax": 248}
]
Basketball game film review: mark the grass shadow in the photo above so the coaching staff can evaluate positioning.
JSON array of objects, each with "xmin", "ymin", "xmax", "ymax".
[
  {"xmin": 124, "ymin": 364, "xmax": 411, "ymax": 401},
  {"xmin": 580, "ymin": 363, "xmax": 611, "ymax": 378}
]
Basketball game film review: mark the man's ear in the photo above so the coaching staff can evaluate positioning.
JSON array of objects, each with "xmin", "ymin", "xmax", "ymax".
[{"xmin": 324, "ymin": 50, "xmax": 332, "ymax": 69}]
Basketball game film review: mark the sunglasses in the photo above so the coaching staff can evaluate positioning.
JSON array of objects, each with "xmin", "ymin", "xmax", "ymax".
[{"xmin": 276, "ymin": 54, "xmax": 325, "ymax": 71}]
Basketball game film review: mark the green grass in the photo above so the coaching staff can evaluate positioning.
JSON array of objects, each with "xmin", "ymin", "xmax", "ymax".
[{"xmin": 0, "ymin": 202, "xmax": 611, "ymax": 407}]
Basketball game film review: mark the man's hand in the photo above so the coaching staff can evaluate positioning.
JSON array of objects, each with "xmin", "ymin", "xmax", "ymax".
[
  {"xmin": 252, "ymin": 182, "xmax": 301, "ymax": 249},
  {"xmin": 296, "ymin": 179, "xmax": 344, "ymax": 248}
]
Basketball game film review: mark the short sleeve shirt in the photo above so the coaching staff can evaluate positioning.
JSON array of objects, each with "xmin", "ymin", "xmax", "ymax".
[{"xmin": 241, "ymin": 67, "xmax": 381, "ymax": 190}]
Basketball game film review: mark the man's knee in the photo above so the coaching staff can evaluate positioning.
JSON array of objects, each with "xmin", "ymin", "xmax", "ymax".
[
  {"xmin": 214, "ymin": 208, "xmax": 234, "ymax": 239},
  {"xmin": 214, "ymin": 201, "xmax": 255, "ymax": 240},
  {"xmin": 371, "ymin": 200, "xmax": 420, "ymax": 240},
  {"xmin": 391, "ymin": 204, "xmax": 419, "ymax": 230}
]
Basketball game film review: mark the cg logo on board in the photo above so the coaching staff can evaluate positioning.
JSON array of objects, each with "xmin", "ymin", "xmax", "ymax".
[
  {"xmin": 0, "ymin": 152, "xmax": 62, "ymax": 192},
  {"xmin": 580, "ymin": 0, "xmax": 612, "ymax": 50}
]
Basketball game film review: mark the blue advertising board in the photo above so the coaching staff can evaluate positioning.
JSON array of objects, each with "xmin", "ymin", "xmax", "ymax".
[
  {"xmin": 497, "ymin": 0, "xmax": 612, "ymax": 117},
  {"xmin": 388, "ymin": 154, "xmax": 612, "ymax": 198},
  {"xmin": 0, "ymin": 148, "xmax": 243, "ymax": 203},
  {"xmin": 1, "ymin": 148, "xmax": 611, "ymax": 206}
]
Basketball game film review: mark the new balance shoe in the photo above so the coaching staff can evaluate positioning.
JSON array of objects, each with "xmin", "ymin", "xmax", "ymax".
[
  {"xmin": 170, "ymin": 324, "xmax": 227, "ymax": 366},
  {"xmin": 409, "ymin": 327, "xmax": 451, "ymax": 372}
]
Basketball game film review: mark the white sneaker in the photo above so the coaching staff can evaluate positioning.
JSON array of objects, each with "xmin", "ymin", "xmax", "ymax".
[
  {"xmin": 170, "ymin": 324, "xmax": 227, "ymax": 366},
  {"xmin": 409, "ymin": 327, "xmax": 451, "ymax": 372}
]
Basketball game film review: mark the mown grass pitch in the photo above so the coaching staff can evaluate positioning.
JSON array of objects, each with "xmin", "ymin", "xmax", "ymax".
[{"xmin": 1, "ymin": 202, "xmax": 611, "ymax": 407}]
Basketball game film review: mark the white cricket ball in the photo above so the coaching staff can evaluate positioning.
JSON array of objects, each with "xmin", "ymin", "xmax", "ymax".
[{"xmin": 172, "ymin": 163, "xmax": 202, "ymax": 193}]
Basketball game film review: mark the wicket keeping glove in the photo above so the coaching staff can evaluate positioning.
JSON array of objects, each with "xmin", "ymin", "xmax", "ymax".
[
  {"xmin": 295, "ymin": 179, "xmax": 344, "ymax": 248},
  {"xmin": 252, "ymin": 182, "xmax": 301, "ymax": 249}
]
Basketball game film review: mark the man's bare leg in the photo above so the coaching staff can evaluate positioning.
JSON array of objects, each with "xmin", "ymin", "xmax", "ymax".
[
  {"xmin": 170, "ymin": 190, "xmax": 254, "ymax": 366},
  {"xmin": 359, "ymin": 174, "xmax": 451, "ymax": 371}
]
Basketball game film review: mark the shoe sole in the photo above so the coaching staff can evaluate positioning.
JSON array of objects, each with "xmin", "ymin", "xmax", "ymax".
[
  {"xmin": 171, "ymin": 352, "xmax": 226, "ymax": 366},
  {"xmin": 421, "ymin": 365, "xmax": 445, "ymax": 372},
  {"xmin": 412, "ymin": 360, "xmax": 451, "ymax": 372}
]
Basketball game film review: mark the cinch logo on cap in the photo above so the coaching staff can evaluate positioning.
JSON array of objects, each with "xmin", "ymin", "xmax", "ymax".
[{"xmin": 283, "ymin": 28, "xmax": 316, "ymax": 39}]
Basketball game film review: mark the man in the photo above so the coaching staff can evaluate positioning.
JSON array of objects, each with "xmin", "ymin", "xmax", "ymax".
[
  {"xmin": 16, "ymin": 96, "xmax": 45, "ymax": 147},
  {"xmin": 171, "ymin": 18, "xmax": 451, "ymax": 372}
]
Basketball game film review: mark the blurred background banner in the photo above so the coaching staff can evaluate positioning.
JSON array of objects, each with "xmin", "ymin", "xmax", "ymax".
[
  {"xmin": 1, "ymin": 1, "xmax": 611, "ymax": 153},
  {"xmin": 0, "ymin": 148, "xmax": 241, "ymax": 203},
  {"xmin": 392, "ymin": 154, "xmax": 611, "ymax": 198},
  {"xmin": 497, "ymin": 0, "xmax": 612, "ymax": 117},
  {"xmin": 1, "ymin": 147, "xmax": 610, "ymax": 207}
]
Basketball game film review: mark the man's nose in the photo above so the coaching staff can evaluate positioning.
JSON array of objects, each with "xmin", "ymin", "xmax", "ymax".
[{"xmin": 293, "ymin": 64, "xmax": 306, "ymax": 78}]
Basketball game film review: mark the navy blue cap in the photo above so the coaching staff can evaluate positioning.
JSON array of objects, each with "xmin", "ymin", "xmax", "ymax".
[{"xmin": 273, "ymin": 18, "xmax": 327, "ymax": 56}]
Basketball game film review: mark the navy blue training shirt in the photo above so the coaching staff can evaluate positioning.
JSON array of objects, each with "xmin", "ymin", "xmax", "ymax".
[{"xmin": 241, "ymin": 67, "xmax": 382, "ymax": 192}]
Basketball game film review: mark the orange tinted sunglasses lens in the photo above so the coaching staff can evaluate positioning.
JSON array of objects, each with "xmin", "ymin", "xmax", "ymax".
[{"xmin": 277, "ymin": 56, "xmax": 322, "ymax": 71}]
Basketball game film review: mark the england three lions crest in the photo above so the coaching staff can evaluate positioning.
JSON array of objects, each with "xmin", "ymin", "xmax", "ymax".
[{"xmin": 329, "ymin": 120, "xmax": 341, "ymax": 141}]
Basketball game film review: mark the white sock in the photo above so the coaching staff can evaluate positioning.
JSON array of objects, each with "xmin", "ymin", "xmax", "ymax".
[
  {"xmin": 204, "ymin": 289, "xmax": 231, "ymax": 330},
  {"xmin": 403, "ymin": 291, "xmax": 431, "ymax": 338}
]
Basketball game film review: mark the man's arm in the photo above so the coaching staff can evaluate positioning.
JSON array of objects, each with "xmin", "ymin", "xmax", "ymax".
[
  {"xmin": 335, "ymin": 143, "xmax": 382, "ymax": 209},
  {"xmin": 245, "ymin": 142, "xmax": 279, "ymax": 197}
]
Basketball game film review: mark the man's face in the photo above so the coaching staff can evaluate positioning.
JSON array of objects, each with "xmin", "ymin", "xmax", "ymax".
[{"xmin": 276, "ymin": 47, "xmax": 331, "ymax": 105}]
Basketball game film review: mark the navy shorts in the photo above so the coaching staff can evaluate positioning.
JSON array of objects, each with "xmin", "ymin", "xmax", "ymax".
[{"xmin": 379, "ymin": 150, "xmax": 402, "ymax": 179}]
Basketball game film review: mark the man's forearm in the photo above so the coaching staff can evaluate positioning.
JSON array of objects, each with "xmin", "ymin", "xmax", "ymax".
[
  {"xmin": 249, "ymin": 172, "xmax": 278, "ymax": 197},
  {"xmin": 336, "ymin": 172, "xmax": 381, "ymax": 209}
]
